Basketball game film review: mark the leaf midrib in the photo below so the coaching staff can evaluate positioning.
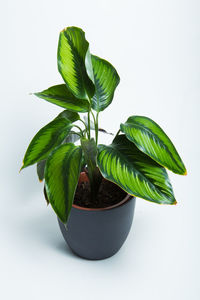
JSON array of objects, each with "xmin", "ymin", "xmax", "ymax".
[{"xmin": 64, "ymin": 32, "xmax": 91, "ymax": 101}]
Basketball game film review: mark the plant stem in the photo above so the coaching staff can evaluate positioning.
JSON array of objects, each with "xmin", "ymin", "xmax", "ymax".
[
  {"xmin": 73, "ymin": 125, "xmax": 84, "ymax": 136},
  {"xmin": 70, "ymin": 131, "xmax": 82, "ymax": 138},
  {"xmin": 90, "ymin": 110, "xmax": 99, "ymax": 145},
  {"xmin": 95, "ymin": 112, "xmax": 99, "ymax": 145},
  {"xmin": 91, "ymin": 110, "xmax": 96, "ymax": 125},
  {"xmin": 87, "ymin": 111, "xmax": 91, "ymax": 139},
  {"xmin": 79, "ymin": 119, "xmax": 88, "ymax": 131}
]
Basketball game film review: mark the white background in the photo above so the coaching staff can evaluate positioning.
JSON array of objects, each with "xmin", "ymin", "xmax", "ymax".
[{"xmin": 1, "ymin": 0, "xmax": 199, "ymax": 299}]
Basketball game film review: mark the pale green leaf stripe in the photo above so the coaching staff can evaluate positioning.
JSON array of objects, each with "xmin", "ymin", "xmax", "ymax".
[
  {"xmin": 57, "ymin": 27, "xmax": 94, "ymax": 101},
  {"xmin": 45, "ymin": 144, "xmax": 82, "ymax": 223},
  {"xmin": 97, "ymin": 135, "xmax": 176, "ymax": 205},
  {"xmin": 34, "ymin": 84, "xmax": 89, "ymax": 113},
  {"xmin": 120, "ymin": 116, "xmax": 186, "ymax": 175},
  {"xmin": 91, "ymin": 55, "xmax": 120, "ymax": 112},
  {"xmin": 22, "ymin": 118, "xmax": 72, "ymax": 169}
]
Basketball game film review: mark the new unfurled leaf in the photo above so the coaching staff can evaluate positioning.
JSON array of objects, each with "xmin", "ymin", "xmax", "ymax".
[
  {"xmin": 21, "ymin": 118, "xmax": 72, "ymax": 169},
  {"xmin": 45, "ymin": 144, "xmax": 82, "ymax": 223},
  {"xmin": 34, "ymin": 84, "xmax": 89, "ymax": 113},
  {"xmin": 120, "ymin": 116, "xmax": 186, "ymax": 175},
  {"xmin": 57, "ymin": 27, "xmax": 95, "ymax": 101},
  {"xmin": 97, "ymin": 135, "xmax": 176, "ymax": 205},
  {"xmin": 90, "ymin": 55, "xmax": 120, "ymax": 112}
]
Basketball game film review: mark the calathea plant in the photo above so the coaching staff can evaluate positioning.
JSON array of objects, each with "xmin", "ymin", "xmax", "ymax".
[{"xmin": 21, "ymin": 26, "xmax": 187, "ymax": 225}]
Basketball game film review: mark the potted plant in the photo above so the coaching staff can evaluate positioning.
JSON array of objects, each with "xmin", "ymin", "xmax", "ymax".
[{"xmin": 21, "ymin": 26, "xmax": 187, "ymax": 260}]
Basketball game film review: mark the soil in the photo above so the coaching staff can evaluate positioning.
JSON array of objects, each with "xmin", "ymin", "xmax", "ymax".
[{"xmin": 73, "ymin": 178, "xmax": 127, "ymax": 209}]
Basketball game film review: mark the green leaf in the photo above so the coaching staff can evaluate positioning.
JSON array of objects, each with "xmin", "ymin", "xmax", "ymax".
[
  {"xmin": 56, "ymin": 110, "xmax": 80, "ymax": 123},
  {"xmin": 90, "ymin": 55, "xmax": 120, "ymax": 112},
  {"xmin": 45, "ymin": 144, "xmax": 82, "ymax": 223},
  {"xmin": 37, "ymin": 160, "xmax": 46, "ymax": 181},
  {"xmin": 57, "ymin": 26, "xmax": 95, "ymax": 101},
  {"xmin": 34, "ymin": 84, "xmax": 89, "ymax": 113},
  {"xmin": 21, "ymin": 118, "xmax": 72, "ymax": 169},
  {"xmin": 97, "ymin": 135, "xmax": 176, "ymax": 205},
  {"xmin": 120, "ymin": 116, "xmax": 187, "ymax": 175}
]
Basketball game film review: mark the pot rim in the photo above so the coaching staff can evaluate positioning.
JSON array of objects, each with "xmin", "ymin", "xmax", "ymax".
[
  {"xmin": 72, "ymin": 193, "xmax": 133, "ymax": 212},
  {"xmin": 72, "ymin": 171, "xmax": 134, "ymax": 211}
]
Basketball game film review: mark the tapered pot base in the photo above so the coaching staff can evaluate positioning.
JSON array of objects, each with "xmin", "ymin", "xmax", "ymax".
[{"xmin": 58, "ymin": 195, "xmax": 136, "ymax": 260}]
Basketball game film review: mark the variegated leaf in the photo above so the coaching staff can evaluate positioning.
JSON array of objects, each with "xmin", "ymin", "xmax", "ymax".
[
  {"xmin": 120, "ymin": 116, "xmax": 186, "ymax": 175},
  {"xmin": 21, "ymin": 118, "xmax": 72, "ymax": 169},
  {"xmin": 45, "ymin": 144, "xmax": 82, "ymax": 223},
  {"xmin": 34, "ymin": 84, "xmax": 89, "ymax": 113},
  {"xmin": 90, "ymin": 55, "xmax": 120, "ymax": 112},
  {"xmin": 57, "ymin": 27, "xmax": 95, "ymax": 101},
  {"xmin": 97, "ymin": 135, "xmax": 176, "ymax": 205}
]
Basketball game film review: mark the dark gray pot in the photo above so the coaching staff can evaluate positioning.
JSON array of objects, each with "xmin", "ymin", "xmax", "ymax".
[{"xmin": 58, "ymin": 195, "xmax": 136, "ymax": 260}]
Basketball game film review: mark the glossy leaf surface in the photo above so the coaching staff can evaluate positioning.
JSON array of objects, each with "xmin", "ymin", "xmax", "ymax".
[
  {"xmin": 22, "ymin": 118, "xmax": 72, "ymax": 169},
  {"xmin": 120, "ymin": 116, "xmax": 186, "ymax": 175},
  {"xmin": 97, "ymin": 135, "xmax": 176, "ymax": 205},
  {"xmin": 45, "ymin": 144, "xmax": 82, "ymax": 223},
  {"xmin": 91, "ymin": 55, "xmax": 120, "ymax": 112},
  {"xmin": 34, "ymin": 84, "xmax": 89, "ymax": 112},
  {"xmin": 57, "ymin": 27, "xmax": 94, "ymax": 101}
]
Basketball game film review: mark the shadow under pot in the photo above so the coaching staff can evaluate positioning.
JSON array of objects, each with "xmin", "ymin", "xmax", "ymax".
[{"xmin": 57, "ymin": 172, "xmax": 136, "ymax": 260}]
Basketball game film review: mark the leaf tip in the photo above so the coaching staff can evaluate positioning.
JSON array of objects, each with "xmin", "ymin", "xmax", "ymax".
[
  {"xmin": 183, "ymin": 169, "xmax": 187, "ymax": 176},
  {"xmin": 19, "ymin": 164, "xmax": 24, "ymax": 173},
  {"xmin": 61, "ymin": 27, "xmax": 67, "ymax": 33}
]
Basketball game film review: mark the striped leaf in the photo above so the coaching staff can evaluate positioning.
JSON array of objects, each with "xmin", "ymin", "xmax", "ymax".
[
  {"xmin": 21, "ymin": 118, "xmax": 72, "ymax": 169},
  {"xmin": 45, "ymin": 144, "xmax": 82, "ymax": 223},
  {"xmin": 120, "ymin": 116, "xmax": 186, "ymax": 175},
  {"xmin": 34, "ymin": 84, "xmax": 89, "ymax": 113},
  {"xmin": 57, "ymin": 27, "xmax": 95, "ymax": 101},
  {"xmin": 97, "ymin": 135, "xmax": 176, "ymax": 205},
  {"xmin": 90, "ymin": 55, "xmax": 120, "ymax": 112}
]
